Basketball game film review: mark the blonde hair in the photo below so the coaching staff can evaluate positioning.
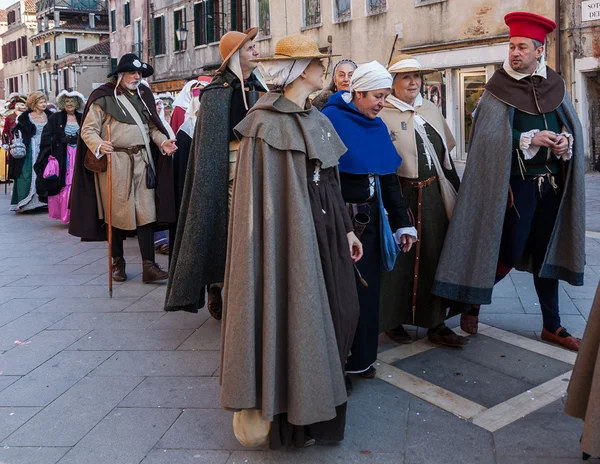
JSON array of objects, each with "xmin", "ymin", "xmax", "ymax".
[{"xmin": 26, "ymin": 91, "xmax": 46, "ymax": 111}]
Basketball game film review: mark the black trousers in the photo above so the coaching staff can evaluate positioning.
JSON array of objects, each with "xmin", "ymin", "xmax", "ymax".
[
  {"xmin": 111, "ymin": 224, "xmax": 155, "ymax": 263},
  {"xmin": 496, "ymin": 174, "xmax": 563, "ymax": 332}
]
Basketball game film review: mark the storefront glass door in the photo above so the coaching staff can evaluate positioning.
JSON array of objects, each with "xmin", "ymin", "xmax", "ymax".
[{"xmin": 459, "ymin": 71, "xmax": 487, "ymax": 160}]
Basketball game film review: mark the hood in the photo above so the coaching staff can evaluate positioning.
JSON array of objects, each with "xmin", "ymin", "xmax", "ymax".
[{"xmin": 246, "ymin": 92, "xmax": 312, "ymax": 116}]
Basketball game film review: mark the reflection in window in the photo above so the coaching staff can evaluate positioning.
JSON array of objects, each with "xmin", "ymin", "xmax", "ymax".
[
  {"xmin": 333, "ymin": 0, "xmax": 351, "ymax": 22},
  {"xmin": 257, "ymin": 0, "xmax": 270, "ymax": 37},
  {"xmin": 422, "ymin": 70, "xmax": 446, "ymax": 118},
  {"xmin": 366, "ymin": 0, "xmax": 386, "ymax": 15},
  {"xmin": 303, "ymin": 0, "xmax": 321, "ymax": 27}
]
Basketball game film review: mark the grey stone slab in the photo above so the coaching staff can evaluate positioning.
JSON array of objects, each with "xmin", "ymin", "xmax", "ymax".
[
  {"xmin": 49, "ymin": 312, "xmax": 163, "ymax": 330},
  {"xmin": 0, "ymin": 407, "xmax": 41, "ymax": 442},
  {"xmin": 110, "ymin": 281, "xmax": 159, "ymax": 299},
  {"xmin": 533, "ymin": 398, "xmax": 567, "ymax": 414},
  {"xmin": 393, "ymin": 348, "xmax": 533, "ymax": 408},
  {"xmin": 125, "ymin": 286, "xmax": 167, "ymax": 312},
  {"xmin": 119, "ymin": 376, "xmax": 220, "ymax": 409},
  {"xmin": 90, "ymin": 350, "xmax": 220, "ymax": 377},
  {"xmin": 82, "ymin": 272, "xmax": 124, "ymax": 286},
  {"xmin": 0, "ymin": 275, "xmax": 26, "ymax": 286},
  {"xmin": 0, "ymin": 350, "xmax": 114, "ymax": 406},
  {"xmin": 157, "ymin": 408, "xmax": 245, "ymax": 450},
  {"xmin": 56, "ymin": 408, "xmax": 181, "ymax": 464},
  {"xmin": 479, "ymin": 313, "xmax": 544, "ymax": 332},
  {"xmin": 447, "ymin": 335, "xmax": 572, "ymax": 385},
  {"xmin": 0, "ymin": 298, "xmax": 52, "ymax": 327},
  {"xmin": 0, "ymin": 446, "xmax": 70, "ymax": 464},
  {"xmin": 141, "ymin": 450, "xmax": 231, "ymax": 464},
  {"xmin": 7, "ymin": 264, "xmax": 84, "ymax": 275},
  {"xmin": 0, "ymin": 377, "xmax": 20, "ymax": 393},
  {"xmin": 177, "ymin": 318, "xmax": 221, "ymax": 351},
  {"xmin": 0, "ymin": 312, "xmax": 71, "ymax": 351},
  {"xmin": 25, "ymin": 285, "xmax": 110, "ymax": 299},
  {"xmin": 404, "ymin": 397, "xmax": 495, "ymax": 464},
  {"xmin": 56, "ymin": 249, "xmax": 110, "ymax": 265},
  {"xmin": 0, "ymin": 286, "xmax": 40, "ymax": 300},
  {"xmin": 66, "ymin": 328, "xmax": 194, "ymax": 351},
  {"xmin": 496, "ymin": 458, "xmax": 586, "ymax": 464},
  {"xmin": 0, "ymin": 329, "xmax": 89, "ymax": 375},
  {"xmin": 492, "ymin": 277, "xmax": 518, "ymax": 298},
  {"xmin": 573, "ymin": 298, "xmax": 593, "ymax": 319},
  {"xmin": 34, "ymin": 297, "xmax": 139, "ymax": 313},
  {"xmin": 5, "ymin": 274, "xmax": 98, "ymax": 287},
  {"xmin": 481, "ymin": 297, "xmax": 525, "ymax": 314},
  {"xmin": 226, "ymin": 451, "xmax": 406, "ymax": 464},
  {"xmin": 6, "ymin": 376, "xmax": 144, "ymax": 447},
  {"xmin": 149, "ymin": 309, "xmax": 210, "ymax": 330},
  {"xmin": 493, "ymin": 410, "xmax": 583, "ymax": 458},
  {"xmin": 521, "ymin": 287, "xmax": 582, "ymax": 315}
]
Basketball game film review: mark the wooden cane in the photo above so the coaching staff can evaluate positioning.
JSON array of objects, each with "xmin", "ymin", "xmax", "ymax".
[{"xmin": 106, "ymin": 125, "xmax": 113, "ymax": 298}]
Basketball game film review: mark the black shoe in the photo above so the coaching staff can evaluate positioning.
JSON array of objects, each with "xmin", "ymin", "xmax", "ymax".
[
  {"xmin": 428, "ymin": 324, "xmax": 470, "ymax": 347},
  {"xmin": 385, "ymin": 325, "xmax": 413, "ymax": 344},
  {"xmin": 345, "ymin": 376, "xmax": 353, "ymax": 396}
]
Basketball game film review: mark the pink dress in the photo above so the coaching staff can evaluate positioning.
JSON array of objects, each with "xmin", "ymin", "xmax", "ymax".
[{"xmin": 48, "ymin": 122, "xmax": 78, "ymax": 224}]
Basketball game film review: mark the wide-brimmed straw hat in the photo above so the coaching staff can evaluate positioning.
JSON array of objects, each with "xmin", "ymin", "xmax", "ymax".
[
  {"xmin": 217, "ymin": 27, "xmax": 259, "ymax": 73},
  {"xmin": 252, "ymin": 35, "xmax": 340, "ymax": 62},
  {"xmin": 388, "ymin": 54, "xmax": 436, "ymax": 74}
]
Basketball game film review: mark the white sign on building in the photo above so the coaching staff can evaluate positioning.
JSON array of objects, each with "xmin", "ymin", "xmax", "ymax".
[{"xmin": 582, "ymin": 0, "xmax": 600, "ymax": 22}]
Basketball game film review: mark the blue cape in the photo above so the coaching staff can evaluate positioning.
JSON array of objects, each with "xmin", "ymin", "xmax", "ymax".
[{"xmin": 321, "ymin": 91, "xmax": 401, "ymax": 175}]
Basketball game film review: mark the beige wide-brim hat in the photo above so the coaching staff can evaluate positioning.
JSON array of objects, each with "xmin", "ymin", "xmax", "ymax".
[
  {"xmin": 388, "ymin": 53, "xmax": 436, "ymax": 74},
  {"xmin": 217, "ymin": 27, "xmax": 259, "ymax": 73},
  {"xmin": 251, "ymin": 35, "xmax": 340, "ymax": 62}
]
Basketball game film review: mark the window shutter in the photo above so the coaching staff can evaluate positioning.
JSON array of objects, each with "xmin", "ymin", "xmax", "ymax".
[
  {"xmin": 111, "ymin": 57, "xmax": 117, "ymax": 73},
  {"xmin": 174, "ymin": 11, "xmax": 180, "ymax": 52}
]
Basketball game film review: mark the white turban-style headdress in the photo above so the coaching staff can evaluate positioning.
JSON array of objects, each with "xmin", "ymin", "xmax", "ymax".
[{"xmin": 342, "ymin": 61, "xmax": 393, "ymax": 102}]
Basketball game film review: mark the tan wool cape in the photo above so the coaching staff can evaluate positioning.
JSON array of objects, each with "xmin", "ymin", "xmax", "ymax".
[
  {"xmin": 220, "ymin": 93, "xmax": 348, "ymax": 425},
  {"xmin": 565, "ymin": 283, "xmax": 600, "ymax": 457}
]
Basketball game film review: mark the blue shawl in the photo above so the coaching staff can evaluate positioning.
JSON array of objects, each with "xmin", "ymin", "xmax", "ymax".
[{"xmin": 321, "ymin": 91, "xmax": 401, "ymax": 175}]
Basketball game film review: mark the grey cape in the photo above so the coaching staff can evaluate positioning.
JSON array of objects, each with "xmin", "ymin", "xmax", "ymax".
[
  {"xmin": 164, "ymin": 72, "xmax": 235, "ymax": 312},
  {"xmin": 220, "ymin": 93, "xmax": 351, "ymax": 425},
  {"xmin": 432, "ymin": 86, "xmax": 585, "ymax": 305}
]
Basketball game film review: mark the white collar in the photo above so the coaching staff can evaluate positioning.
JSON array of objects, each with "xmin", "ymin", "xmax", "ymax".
[
  {"xmin": 386, "ymin": 93, "xmax": 423, "ymax": 113},
  {"xmin": 503, "ymin": 57, "xmax": 548, "ymax": 81}
]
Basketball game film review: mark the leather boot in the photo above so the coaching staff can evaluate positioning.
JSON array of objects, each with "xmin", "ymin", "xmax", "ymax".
[
  {"xmin": 112, "ymin": 257, "xmax": 126, "ymax": 282},
  {"xmin": 207, "ymin": 285, "xmax": 223, "ymax": 320},
  {"xmin": 142, "ymin": 260, "xmax": 168, "ymax": 283}
]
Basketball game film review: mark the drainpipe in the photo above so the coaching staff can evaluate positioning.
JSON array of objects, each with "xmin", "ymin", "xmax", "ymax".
[
  {"xmin": 284, "ymin": 0, "xmax": 288, "ymax": 36},
  {"xmin": 555, "ymin": 0, "xmax": 561, "ymax": 74}
]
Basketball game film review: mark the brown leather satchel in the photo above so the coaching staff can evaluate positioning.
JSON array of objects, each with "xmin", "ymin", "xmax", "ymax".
[{"xmin": 83, "ymin": 114, "xmax": 112, "ymax": 173}]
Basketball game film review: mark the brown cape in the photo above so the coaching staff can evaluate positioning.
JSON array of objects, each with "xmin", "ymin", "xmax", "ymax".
[
  {"xmin": 565, "ymin": 283, "xmax": 600, "ymax": 457},
  {"xmin": 220, "ymin": 93, "xmax": 350, "ymax": 425},
  {"xmin": 68, "ymin": 82, "xmax": 175, "ymax": 241}
]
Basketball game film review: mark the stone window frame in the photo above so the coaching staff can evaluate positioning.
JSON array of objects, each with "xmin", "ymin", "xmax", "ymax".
[
  {"xmin": 333, "ymin": 0, "xmax": 352, "ymax": 24},
  {"xmin": 415, "ymin": 0, "xmax": 446, "ymax": 7},
  {"xmin": 255, "ymin": 0, "xmax": 271, "ymax": 40},
  {"xmin": 301, "ymin": 0, "xmax": 322, "ymax": 31},
  {"xmin": 365, "ymin": 0, "xmax": 387, "ymax": 17}
]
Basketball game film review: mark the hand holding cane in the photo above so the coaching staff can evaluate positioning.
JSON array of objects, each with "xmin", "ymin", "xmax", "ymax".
[{"xmin": 106, "ymin": 125, "xmax": 113, "ymax": 298}]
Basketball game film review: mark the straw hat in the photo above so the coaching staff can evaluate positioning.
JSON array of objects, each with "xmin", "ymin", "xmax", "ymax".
[
  {"xmin": 217, "ymin": 27, "xmax": 259, "ymax": 73},
  {"xmin": 388, "ymin": 54, "xmax": 436, "ymax": 74},
  {"xmin": 252, "ymin": 35, "xmax": 339, "ymax": 61}
]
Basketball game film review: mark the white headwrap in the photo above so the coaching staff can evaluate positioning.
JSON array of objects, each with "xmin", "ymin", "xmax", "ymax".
[
  {"xmin": 172, "ymin": 80, "xmax": 198, "ymax": 110},
  {"xmin": 342, "ymin": 61, "xmax": 393, "ymax": 103},
  {"xmin": 177, "ymin": 95, "xmax": 201, "ymax": 139},
  {"xmin": 258, "ymin": 59, "xmax": 312, "ymax": 90},
  {"xmin": 154, "ymin": 95, "xmax": 175, "ymax": 139}
]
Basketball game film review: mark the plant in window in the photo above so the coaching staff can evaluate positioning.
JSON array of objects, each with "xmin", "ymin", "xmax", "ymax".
[
  {"xmin": 258, "ymin": 0, "xmax": 270, "ymax": 36},
  {"xmin": 304, "ymin": 0, "xmax": 321, "ymax": 27}
]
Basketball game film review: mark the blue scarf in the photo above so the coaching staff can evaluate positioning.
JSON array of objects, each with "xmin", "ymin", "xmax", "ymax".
[{"xmin": 322, "ymin": 91, "xmax": 401, "ymax": 175}]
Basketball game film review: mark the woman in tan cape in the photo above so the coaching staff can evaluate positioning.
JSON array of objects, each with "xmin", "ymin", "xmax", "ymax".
[{"xmin": 565, "ymin": 283, "xmax": 600, "ymax": 460}]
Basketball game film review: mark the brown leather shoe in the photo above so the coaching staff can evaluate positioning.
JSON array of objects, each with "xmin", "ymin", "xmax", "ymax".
[
  {"xmin": 207, "ymin": 285, "xmax": 223, "ymax": 320},
  {"xmin": 460, "ymin": 313, "xmax": 479, "ymax": 335},
  {"xmin": 428, "ymin": 325, "xmax": 470, "ymax": 347},
  {"xmin": 385, "ymin": 325, "xmax": 413, "ymax": 344},
  {"xmin": 112, "ymin": 257, "xmax": 126, "ymax": 282},
  {"xmin": 142, "ymin": 260, "xmax": 168, "ymax": 283},
  {"xmin": 541, "ymin": 327, "xmax": 581, "ymax": 352}
]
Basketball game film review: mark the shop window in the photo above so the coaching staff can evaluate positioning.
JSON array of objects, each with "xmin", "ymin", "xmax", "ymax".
[
  {"xmin": 422, "ymin": 70, "xmax": 446, "ymax": 118},
  {"xmin": 65, "ymin": 38, "xmax": 78, "ymax": 54},
  {"xmin": 153, "ymin": 16, "xmax": 165, "ymax": 55},
  {"xmin": 303, "ymin": 0, "xmax": 321, "ymax": 28},
  {"xmin": 366, "ymin": 0, "xmax": 386, "ymax": 15},
  {"xmin": 257, "ymin": 0, "xmax": 270, "ymax": 37},
  {"xmin": 333, "ymin": 0, "xmax": 351, "ymax": 23}
]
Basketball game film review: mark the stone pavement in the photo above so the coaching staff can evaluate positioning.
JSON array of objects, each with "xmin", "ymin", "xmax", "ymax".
[{"xmin": 0, "ymin": 174, "xmax": 599, "ymax": 464}]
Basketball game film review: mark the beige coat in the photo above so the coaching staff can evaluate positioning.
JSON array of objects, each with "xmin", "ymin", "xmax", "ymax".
[
  {"xmin": 80, "ymin": 103, "xmax": 167, "ymax": 230},
  {"xmin": 565, "ymin": 283, "xmax": 600, "ymax": 457}
]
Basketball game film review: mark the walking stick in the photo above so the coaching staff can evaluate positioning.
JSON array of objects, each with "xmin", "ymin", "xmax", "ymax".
[{"xmin": 106, "ymin": 125, "xmax": 113, "ymax": 298}]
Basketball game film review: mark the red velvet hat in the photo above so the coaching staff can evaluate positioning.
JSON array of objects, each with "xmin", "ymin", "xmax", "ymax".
[{"xmin": 504, "ymin": 12, "xmax": 556, "ymax": 43}]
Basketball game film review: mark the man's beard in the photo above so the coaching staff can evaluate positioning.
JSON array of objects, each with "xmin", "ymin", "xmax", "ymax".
[{"xmin": 123, "ymin": 81, "xmax": 140, "ymax": 90}]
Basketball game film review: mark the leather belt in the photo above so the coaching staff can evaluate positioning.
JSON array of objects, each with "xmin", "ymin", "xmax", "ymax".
[
  {"xmin": 113, "ymin": 145, "xmax": 145, "ymax": 156},
  {"xmin": 112, "ymin": 145, "xmax": 145, "ymax": 200},
  {"xmin": 399, "ymin": 175, "xmax": 437, "ymax": 324}
]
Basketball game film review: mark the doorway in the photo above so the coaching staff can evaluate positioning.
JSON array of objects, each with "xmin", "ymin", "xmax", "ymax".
[{"xmin": 459, "ymin": 70, "xmax": 487, "ymax": 160}]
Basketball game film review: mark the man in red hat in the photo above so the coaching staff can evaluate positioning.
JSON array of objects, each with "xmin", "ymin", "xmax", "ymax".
[
  {"xmin": 433, "ymin": 12, "xmax": 585, "ymax": 351},
  {"xmin": 165, "ymin": 28, "xmax": 268, "ymax": 318}
]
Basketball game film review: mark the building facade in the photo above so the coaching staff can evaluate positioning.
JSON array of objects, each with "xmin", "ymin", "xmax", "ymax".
[
  {"xmin": 148, "ymin": 0, "xmax": 251, "ymax": 93},
  {"xmin": 1, "ymin": 0, "xmax": 36, "ymax": 98},
  {"xmin": 54, "ymin": 39, "xmax": 110, "ymax": 96},
  {"xmin": 108, "ymin": 0, "xmax": 149, "ymax": 67},
  {"xmin": 30, "ymin": 0, "xmax": 108, "ymax": 98}
]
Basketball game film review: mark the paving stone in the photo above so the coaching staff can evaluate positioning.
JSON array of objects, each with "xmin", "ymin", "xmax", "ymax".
[
  {"xmin": 149, "ymin": 309, "xmax": 210, "ymax": 330},
  {"xmin": 0, "ymin": 298, "xmax": 52, "ymax": 327},
  {"xmin": 119, "ymin": 376, "xmax": 221, "ymax": 409},
  {"xmin": 393, "ymin": 348, "xmax": 533, "ymax": 408},
  {"xmin": 446, "ymin": 335, "xmax": 572, "ymax": 385},
  {"xmin": 177, "ymin": 318, "xmax": 221, "ymax": 351},
  {"xmin": 5, "ymin": 274, "xmax": 99, "ymax": 287},
  {"xmin": 481, "ymin": 297, "xmax": 525, "ymax": 314},
  {"xmin": 493, "ymin": 410, "xmax": 583, "ymax": 458},
  {"xmin": 66, "ymin": 328, "xmax": 194, "ymax": 351},
  {"xmin": 573, "ymin": 298, "xmax": 594, "ymax": 319},
  {"xmin": 495, "ymin": 458, "xmax": 586, "ymax": 464},
  {"xmin": 0, "ymin": 312, "xmax": 71, "ymax": 351},
  {"xmin": 0, "ymin": 446, "xmax": 70, "ymax": 464},
  {"xmin": 0, "ymin": 330, "xmax": 89, "ymax": 375},
  {"xmin": 90, "ymin": 350, "xmax": 220, "ymax": 377},
  {"xmin": 0, "ymin": 275, "xmax": 26, "ymax": 286},
  {"xmin": 226, "ymin": 451, "xmax": 406, "ymax": 463},
  {"xmin": 492, "ymin": 277, "xmax": 518, "ymax": 298},
  {"xmin": 7, "ymin": 264, "xmax": 84, "ymax": 275},
  {"xmin": 125, "ymin": 287, "xmax": 168, "ymax": 312},
  {"xmin": 25, "ymin": 285, "xmax": 110, "ymax": 299},
  {"xmin": 157, "ymin": 408, "xmax": 245, "ymax": 450},
  {"xmin": 110, "ymin": 281, "xmax": 159, "ymax": 299},
  {"xmin": 0, "ymin": 407, "xmax": 41, "ymax": 442},
  {"xmin": 0, "ymin": 286, "xmax": 39, "ymax": 301},
  {"xmin": 56, "ymin": 408, "xmax": 181, "ymax": 464},
  {"xmin": 404, "ymin": 397, "xmax": 495, "ymax": 464},
  {"xmin": 82, "ymin": 272, "xmax": 124, "ymax": 286},
  {"xmin": 479, "ymin": 313, "xmax": 588, "ymax": 335},
  {"xmin": 56, "ymin": 249, "xmax": 111, "ymax": 265},
  {"xmin": 141, "ymin": 450, "xmax": 231, "ymax": 464},
  {"xmin": 34, "ymin": 297, "xmax": 139, "ymax": 313},
  {"xmin": 49, "ymin": 312, "xmax": 163, "ymax": 330},
  {"xmin": 0, "ymin": 377, "xmax": 20, "ymax": 393},
  {"xmin": 0, "ymin": 350, "xmax": 114, "ymax": 406},
  {"xmin": 6, "ymin": 376, "xmax": 144, "ymax": 447}
]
